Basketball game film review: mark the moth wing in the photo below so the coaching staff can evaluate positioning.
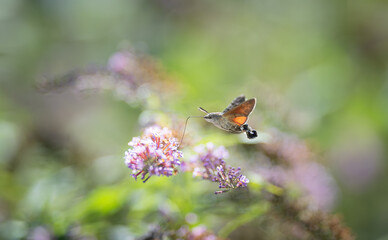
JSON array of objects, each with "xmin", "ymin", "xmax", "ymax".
[
  {"xmin": 223, "ymin": 98, "xmax": 256, "ymax": 126},
  {"xmin": 222, "ymin": 95, "xmax": 246, "ymax": 113}
]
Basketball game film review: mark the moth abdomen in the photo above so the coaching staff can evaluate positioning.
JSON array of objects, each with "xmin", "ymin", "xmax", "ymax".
[{"xmin": 246, "ymin": 130, "xmax": 258, "ymax": 139}]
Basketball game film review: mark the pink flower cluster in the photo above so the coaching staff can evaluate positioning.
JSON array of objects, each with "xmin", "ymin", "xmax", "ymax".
[
  {"xmin": 124, "ymin": 126, "xmax": 183, "ymax": 182},
  {"xmin": 190, "ymin": 143, "xmax": 249, "ymax": 194},
  {"xmin": 176, "ymin": 225, "xmax": 224, "ymax": 240}
]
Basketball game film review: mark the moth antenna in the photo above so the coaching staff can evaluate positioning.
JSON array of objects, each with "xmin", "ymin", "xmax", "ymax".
[
  {"xmin": 178, "ymin": 115, "xmax": 203, "ymax": 148},
  {"xmin": 198, "ymin": 107, "xmax": 209, "ymax": 113}
]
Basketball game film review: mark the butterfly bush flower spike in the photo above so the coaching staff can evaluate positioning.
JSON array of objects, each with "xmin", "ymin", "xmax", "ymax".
[
  {"xmin": 124, "ymin": 126, "xmax": 183, "ymax": 182},
  {"xmin": 191, "ymin": 143, "xmax": 249, "ymax": 194}
]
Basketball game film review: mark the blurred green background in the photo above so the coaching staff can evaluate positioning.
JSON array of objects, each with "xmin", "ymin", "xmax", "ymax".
[{"xmin": 0, "ymin": 0, "xmax": 388, "ymax": 239}]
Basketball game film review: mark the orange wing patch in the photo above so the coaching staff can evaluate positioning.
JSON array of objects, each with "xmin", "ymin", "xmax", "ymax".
[
  {"xmin": 232, "ymin": 116, "xmax": 247, "ymax": 126},
  {"xmin": 223, "ymin": 98, "xmax": 256, "ymax": 126}
]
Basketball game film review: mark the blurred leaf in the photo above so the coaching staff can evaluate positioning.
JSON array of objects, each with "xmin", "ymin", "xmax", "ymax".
[
  {"xmin": 218, "ymin": 202, "xmax": 269, "ymax": 238},
  {"xmin": 73, "ymin": 185, "xmax": 128, "ymax": 221}
]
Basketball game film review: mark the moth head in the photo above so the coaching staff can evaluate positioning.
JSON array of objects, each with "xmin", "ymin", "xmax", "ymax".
[
  {"xmin": 203, "ymin": 113, "xmax": 221, "ymax": 123},
  {"xmin": 198, "ymin": 107, "xmax": 221, "ymax": 123}
]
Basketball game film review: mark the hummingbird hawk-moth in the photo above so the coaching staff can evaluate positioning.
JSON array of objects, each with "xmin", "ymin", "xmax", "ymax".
[
  {"xmin": 199, "ymin": 95, "xmax": 258, "ymax": 139},
  {"xmin": 178, "ymin": 95, "xmax": 258, "ymax": 148}
]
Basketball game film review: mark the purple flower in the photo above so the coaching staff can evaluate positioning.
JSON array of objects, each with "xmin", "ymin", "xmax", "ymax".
[
  {"xmin": 292, "ymin": 162, "xmax": 338, "ymax": 211},
  {"xmin": 107, "ymin": 51, "xmax": 138, "ymax": 76},
  {"xmin": 191, "ymin": 143, "xmax": 249, "ymax": 194},
  {"xmin": 259, "ymin": 162, "xmax": 337, "ymax": 211},
  {"xmin": 258, "ymin": 128, "xmax": 338, "ymax": 211},
  {"xmin": 28, "ymin": 226, "xmax": 52, "ymax": 240},
  {"xmin": 124, "ymin": 126, "xmax": 183, "ymax": 182},
  {"xmin": 329, "ymin": 135, "xmax": 383, "ymax": 192},
  {"xmin": 177, "ymin": 225, "xmax": 224, "ymax": 240},
  {"xmin": 258, "ymin": 165, "xmax": 288, "ymax": 187}
]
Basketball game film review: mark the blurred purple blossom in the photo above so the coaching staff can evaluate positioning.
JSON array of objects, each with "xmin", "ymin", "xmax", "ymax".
[
  {"xmin": 263, "ymin": 128, "xmax": 312, "ymax": 165},
  {"xmin": 108, "ymin": 51, "xmax": 138, "ymax": 76},
  {"xmin": 177, "ymin": 225, "xmax": 223, "ymax": 240},
  {"xmin": 259, "ymin": 162, "xmax": 337, "ymax": 211},
  {"xmin": 124, "ymin": 126, "xmax": 183, "ymax": 182},
  {"xmin": 190, "ymin": 143, "xmax": 249, "ymax": 194},
  {"xmin": 258, "ymin": 128, "xmax": 338, "ymax": 211},
  {"xmin": 292, "ymin": 162, "xmax": 338, "ymax": 211},
  {"xmin": 141, "ymin": 224, "xmax": 224, "ymax": 240},
  {"xmin": 28, "ymin": 226, "xmax": 52, "ymax": 240},
  {"xmin": 259, "ymin": 165, "xmax": 288, "ymax": 187},
  {"xmin": 40, "ymin": 50, "xmax": 165, "ymax": 105},
  {"xmin": 330, "ymin": 135, "xmax": 383, "ymax": 192}
]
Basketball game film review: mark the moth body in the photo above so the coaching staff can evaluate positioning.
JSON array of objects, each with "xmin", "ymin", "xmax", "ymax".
[{"xmin": 204, "ymin": 112, "xmax": 243, "ymax": 133}]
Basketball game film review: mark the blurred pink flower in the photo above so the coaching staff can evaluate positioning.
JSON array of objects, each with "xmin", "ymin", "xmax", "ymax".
[
  {"xmin": 107, "ymin": 51, "xmax": 138, "ymax": 76},
  {"xmin": 292, "ymin": 162, "xmax": 338, "ymax": 211},
  {"xmin": 258, "ymin": 128, "xmax": 338, "ymax": 211},
  {"xmin": 177, "ymin": 225, "xmax": 223, "ymax": 240},
  {"xmin": 259, "ymin": 162, "xmax": 338, "ymax": 211},
  {"xmin": 28, "ymin": 226, "xmax": 52, "ymax": 240},
  {"xmin": 330, "ymin": 135, "xmax": 383, "ymax": 192}
]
